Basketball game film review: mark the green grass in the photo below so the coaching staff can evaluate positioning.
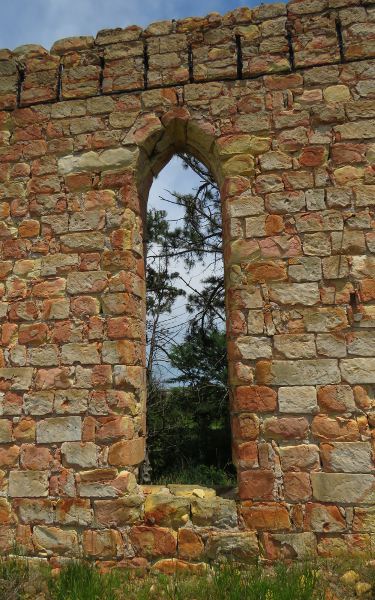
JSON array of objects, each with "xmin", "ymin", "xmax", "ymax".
[
  {"xmin": 1, "ymin": 555, "xmax": 373, "ymax": 600},
  {"xmin": 153, "ymin": 464, "xmax": 237, "ymax": 488},
  {"xmin": 14, "ymin": 560, "xmax": 324, "ymax": 600}
]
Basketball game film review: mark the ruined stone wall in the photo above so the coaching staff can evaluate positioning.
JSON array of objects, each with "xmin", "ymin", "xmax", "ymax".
[{"xmin": 0, "ymin": 0, "xmax": 374, "ymax": 569}]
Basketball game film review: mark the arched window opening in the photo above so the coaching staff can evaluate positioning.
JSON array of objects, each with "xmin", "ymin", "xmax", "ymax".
[{"xmin": 142, "ymin": 153, "xmax": 235, "ymax": 490}]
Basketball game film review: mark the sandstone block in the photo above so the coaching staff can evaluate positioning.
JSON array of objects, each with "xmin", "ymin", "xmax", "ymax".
[
  {"xmin": 317, "ymin": 385, "xmax": 356, "ymax": 413},
  {"xmin": 33, "ymin": 526, "xmax": 79, "ymax": 557},
  {"xmin": 284, "ymin": 472, "xmax": 312, "ymax": 502},
  {"xmin": 37, "ymin": 416, "xmax": 81, "ymax": 443},
  {"xmin": 0, "ymin": 368, "xmax": 33, "ymax": 390},
  {"xmin": 108, "ymin": 437, "xmax": 145, "ymax": 466},
  {"xmin": 58, "ymin": 148, "xmax": 137, "ymax": 175},
  {"xmin": 0, "ymin": 419, "xmax": 12, "ymax": 443},
  {"xmin": 320, "ymin": 442, "xmax": 373, "ymax": 473},
  {"xmin": 178, "ymin": 528, "xmax": 204, "ymax": 561},
  {"xmin": 14, "ymin": 498, "xmax": 54, "ymax": 524},
  {"xmin": 83, "ymin": 529, "xmax": 123, "ymax": 559},
  {"xmin": 257, "ymin": 359, "xmax": 341, "ymax": 386},
  {"xmin": 264, "ymin": 417, "xmax": 309, "ymax": 441},
  {"xmin": 274, "ymin": 335, "xmax": 316, "ymax": 359},
  {"xmin": 145, "ymin": 492, "xmax": 190, "ymax": 529},
  {"xmin": 263, "ymin": 532, "xmax": 317, "ymax": 559},
  {"xmin": 235, "ymin": 336, "xmax": 272, "ymax": 360},
  {"xmin": 94, "ymin": 495, "xmax": 143, "ymax": 527},
  {"xmin": 191, "ymin": 497, "xmax": 237, "ymax": 528},
  {"xmin": 8, "ymin": 471, "xmax": 49, "ymax": 497},
  {"xmin": 304, "ymin": 503, "xmax": 346, "ymax": 533},
  {"xmin": 340, "ymin": 359, "xmax": 375, "ymax": 384},
  {"xmin": 61, "ymin": 343, "xmax": 100, "ymax": 365},
  {"xmin": 55, "ymin": 498, "xmax": 93, "ymax": 526},
  {"xmin": 278, "ymin": 386, "xmax": 318, "ymax": 413},
  {"xmin": 352, "ymin": 508, "xmax": 375, "ymax": 533},
  {"xmin": 129, "ymin": 525, "xmax": 176, "ymax": 558},
  {"xmin": 61, "ymin": 442, "xmax": 98, "ymax": 468},
  {"xmin": 241, "ymin": 502, "xmax": 290, "ymax": 531},
  {"xmin": 316, "ymin": 334, "xmax": 346, "ymax": 358},
  {"xmin": 269, "ymin": 283, "xmax": 320, "ymax": 306},
  {"xmin": 278, "ymin": 444, "xmax": 320, "ymax": 472},
  {"xmin": 205, "ymin": 531, "xmax": 259, "ymax": 562},
  {"xmin": 311, "ymin": 473, "xmax": 375, "ymax": 503},
  {"xmin": 311, "ymin": 415, "xmax": 359, "ymax": 442},
  {"xmin": 239, "ymin": 470, "xmax": 275, "ymax": 501},
  {"xmin": 233, "ymin": 386, "xmax": 277, "ymax": 412}
]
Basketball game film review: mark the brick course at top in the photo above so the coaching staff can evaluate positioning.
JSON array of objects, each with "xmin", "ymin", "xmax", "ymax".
[{"xmin": 0, "ymin": 0, "xmax": 374, "ymax": 569}]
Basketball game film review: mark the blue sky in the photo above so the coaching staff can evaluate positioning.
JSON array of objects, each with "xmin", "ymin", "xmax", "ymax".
[{"xmin": 2, "ymin": 0, "xmax": 276, "ymax": 51}]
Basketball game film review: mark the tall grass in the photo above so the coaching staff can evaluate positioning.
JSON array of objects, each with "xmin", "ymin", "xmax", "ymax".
[{"xmin": 47, "ymin": 561, "xmax": 323, "ymax": 600}]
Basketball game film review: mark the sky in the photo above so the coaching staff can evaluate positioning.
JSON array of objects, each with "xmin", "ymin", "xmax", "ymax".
[{"xmin": 1, "ymin": 0, "xmax": 276, "ymax": 51}]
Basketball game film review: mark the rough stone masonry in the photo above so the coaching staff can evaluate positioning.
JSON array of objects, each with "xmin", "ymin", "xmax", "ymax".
[{"xmin": 0, "ymin": 0, "xmax": 373, "ymax": 571}]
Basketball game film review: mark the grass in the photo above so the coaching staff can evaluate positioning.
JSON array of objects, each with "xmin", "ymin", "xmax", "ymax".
[
  {"xmin": 153, "ymin": 464, "xmax": 237, "ymax": 488},
  {"xmin": 0, "ymin": 554, "xmax": 373, "ymax": 600}
]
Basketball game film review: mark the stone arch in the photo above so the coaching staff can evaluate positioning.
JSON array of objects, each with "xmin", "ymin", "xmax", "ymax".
[{"xmin": 131, "ymin": 109, "xmax": 237, "ymax": 477}]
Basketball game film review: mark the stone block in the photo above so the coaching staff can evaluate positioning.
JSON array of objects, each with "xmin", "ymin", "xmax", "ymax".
[
  {"xmin": 37, "ymin": 416, "xmax": 82, "ymax": 443},
  {"xmin": 8, "ymin": 471, "xmax": 49, "ymax": 497},
  {"xmin": 320, "ymin": 442, "xmax": 373, "ymax": 473},
  {"xmin": 278, "ymin": 386, "xmax": 318, "ymax": 413},
  {"xmin": 311, "ymin": 473, "xmax": 375, "ymax": 503},
  {"xmin": 61, "ymin": 442, "xmax": 98, "ymax": 468},
  {"xmin": 145, "ymin": 493, "xmax": 190, "ymax": 529},
  {"xmin": 191, "ymin": 497, "xmax": 238, "ymax": 528},
  {"xmin": 205, "ymin": 531, "xmax": 259, "ymax": 562}
]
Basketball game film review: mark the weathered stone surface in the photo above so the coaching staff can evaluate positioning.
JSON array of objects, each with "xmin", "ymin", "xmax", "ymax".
[
  {"xmin": 58, "ymin": 148, "xmax": 137, "ymax": 174},
  {"xmin": 37, "ymin": 417, "xmax": 81, "ymax": 443},
  {"xmin": 263, "ymin": 532, "xmax": 317, "ymax": 559},
  {"xmin": 320, "ymin": 442, "xmax": 373, "ymax": 473},
  {"xmin": 205, "ymin": 531, "xmax": 259, "ymax": 562},
  {"xmin": 94, "ymin": 495, "xmax": 143, "ymax": 526},
  {"xmin": 8, "ymin": 471, "xmax": 49, "ymax": 497},
  {"xmin": 191, "ymin": 497, "xmax": 238, "ymax": 528},
  {"xmin": 61, "ymin": 442, "xmax": 98, "ymax": 468},
  {"xmin": 129, "ymin": 525, "xmax": 177, "ymax": 558},
  {"xmin": 278, "ymin": 444, "xmax": 320, "ymax": 472},
  {"xmin": 304, "ymin": 503, "xmax": 346, "ymax": 533},
  {"xmin": 278, "ymin": 386, "xmax": 318, "ymax": 413},
  {"xmin": 340, "ymin": 359, "xmax": 375, "ymax": 384},
  {"xmin": 311, "ymin": 473, "xmax": 375, "ymax": 503},
  {"xmin": 33, "ymin": 525, "xmax": 80, "ymax": 556},
  {"xmin": 241, "ymin": 502, "xmax": 291, "ymax": 531},
  {"xmin": 83, "ymin": 529, "xmax": 123, "ymax": 558},
  {"xmin": 144, "ymin": 492, "xmax": 190, "ymax": 529},
  {"xmin": 257, "ymin": 360, "xmax": 341, "ymax": 386}
]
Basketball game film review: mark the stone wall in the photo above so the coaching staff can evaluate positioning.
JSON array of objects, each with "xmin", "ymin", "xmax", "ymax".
[{"xmin": 0, "ymin": 0, "xmax": 374, "ymax": 568}]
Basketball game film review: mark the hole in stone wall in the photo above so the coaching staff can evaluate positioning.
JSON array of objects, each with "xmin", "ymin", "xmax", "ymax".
[{"xmin": 141, "ymin": 153, "xmax": 235, "ymax": 494}]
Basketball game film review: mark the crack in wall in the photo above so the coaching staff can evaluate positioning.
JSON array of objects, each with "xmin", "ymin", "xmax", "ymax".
[{"xmin": 143, "ymin": 40, "xmax": 149, "ymax": 90}]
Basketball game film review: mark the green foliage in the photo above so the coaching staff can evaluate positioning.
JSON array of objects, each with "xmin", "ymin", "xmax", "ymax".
[
  {"xmin": 145, "ymin": 154, "xmax": 230, "ymax": 484},
  {"xmin": 49, "ymin": 561, "xmax": 123, "ymax": 600},
  {"xmin": 0, "ymin": 556, "xmax": 30, "ymax": 600},
  {"xmin": 48, "ymin": 562, "xmax": 323, "ymax": 600},
  {"xmin": 147, "ymin": 328, "xmax": 233, "ymax": 480},
  {"xmin": 154, "ymin": 464, "xmax": 236, "ymax": 487}
]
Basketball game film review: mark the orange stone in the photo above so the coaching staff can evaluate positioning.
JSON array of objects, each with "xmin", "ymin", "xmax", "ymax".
[
  {"xmin": 283, "ymin": 472, "xmax": 312, "ymax": 502},
  {"xmin": 233, "ymin": 386, "xmax": 277, "ymax": 412},
  {"xmin": 239, "ymin": 470, "xmax": 275, "ymax": 501},
  {"xmin": 108, "ymin": 437, "xmax": 145, "ymax": 467},
  {"xmin": 129, "ymin": 526, "xmax": 177, "ymax": 558},
  {"xmin": 20, "ymin": 445, "xmax": 53, "ymax": 470},
  {"xmin": 178, "ymin": 528, "xmax": 204, "ymax": 560},
  {"xmin": 241, "ymin": 502, "xmax": 291, "ymax": 531}
]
